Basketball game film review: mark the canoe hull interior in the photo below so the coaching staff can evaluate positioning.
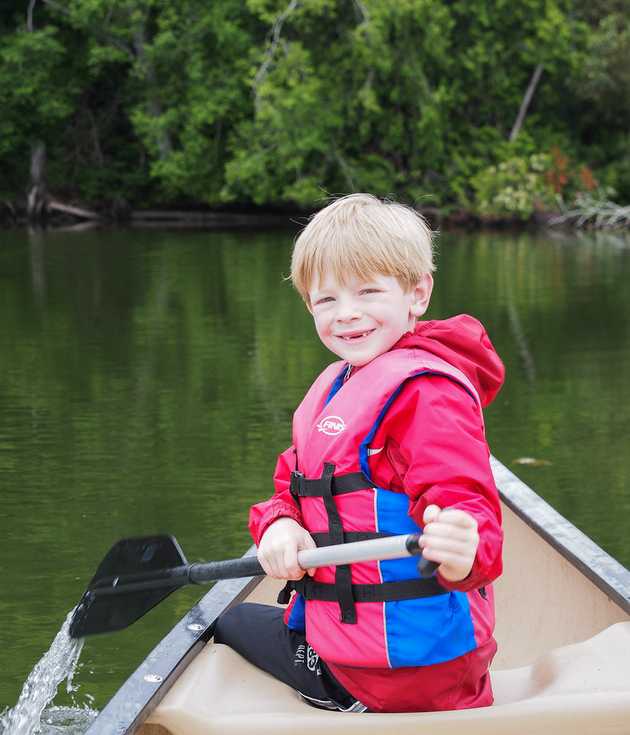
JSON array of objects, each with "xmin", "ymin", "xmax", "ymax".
[
  {"xmin": 494, "ymin": 504, "xmax": 627, "ymax": 668},
  {"xmin": 138, "ymin": 499, "xmax": 630, "ymax": 735},
  {"xmin": 140, "ymin": 621, "xmax": 630, "ymax": 735}
]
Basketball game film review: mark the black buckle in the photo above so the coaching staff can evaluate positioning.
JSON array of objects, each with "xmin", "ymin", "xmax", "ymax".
[
  {"xmin": 290, "ymin": 470, "xmax": 304, "ymax": 498},
  {"xmin": 277, "ymin": 582, "xmax": 293, "ymax": 605}
]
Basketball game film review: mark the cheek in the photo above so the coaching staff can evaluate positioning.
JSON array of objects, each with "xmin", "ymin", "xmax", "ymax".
[
  {"xmin": 383, "ymin": 309, "xmax": 411, "ymax": 336},
  {"xmin": 380, "ymin": 307, "xmax": 405, "ymax": 329},
  {"xmin": 312, "ymin": 314, "xmax": 328, "ymax": 338}
]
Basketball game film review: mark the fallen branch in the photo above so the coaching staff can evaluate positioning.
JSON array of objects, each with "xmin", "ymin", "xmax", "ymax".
[
  {"xmin": 47, "ymin": 199, "xmax": 101, "ymax": 221},
  {"xmin": 550, "ymin": 194, "xmax": 630, "ymax": 229}
]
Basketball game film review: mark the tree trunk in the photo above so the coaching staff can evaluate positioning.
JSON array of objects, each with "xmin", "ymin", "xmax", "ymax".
[
  {"xmin": 509, "ymin": 64, "xmax": 544, "ymax": 142},
  {"xmin": 133, "ymin": 24, "xmax": 172, "ymax": 161},
  {"xmin": 26, "ymin": 0, "xmax": 37, "ymax": 31},
  {"xmin": 27, "ymin": 142, "xmax": 48, "ymax": 224}
]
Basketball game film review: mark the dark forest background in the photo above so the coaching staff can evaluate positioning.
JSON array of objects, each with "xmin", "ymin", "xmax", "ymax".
[{"xmin": 1, "ymin": 0, "xmax": 629, "ymax": 219}]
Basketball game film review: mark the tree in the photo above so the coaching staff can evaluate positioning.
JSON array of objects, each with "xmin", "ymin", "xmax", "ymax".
[{"xmin": 0, "ymin": 0, "xmax": 628, "ymax": 210}]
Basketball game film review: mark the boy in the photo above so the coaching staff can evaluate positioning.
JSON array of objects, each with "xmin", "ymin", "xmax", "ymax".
[{"xmin": 214, "ymin": 193, "xmax": 504, "ymax": 713}]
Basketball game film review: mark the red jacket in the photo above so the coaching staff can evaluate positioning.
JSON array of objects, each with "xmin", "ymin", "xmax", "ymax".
[{"xmin": 249, "ymin": 315, "xmax": 505, "ymax": 712}]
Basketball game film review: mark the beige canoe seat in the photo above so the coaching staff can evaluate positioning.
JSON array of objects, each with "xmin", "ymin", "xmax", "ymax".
[{"xmin": 145, "ymin": 621, "xmax": 630, "ymax": 735}]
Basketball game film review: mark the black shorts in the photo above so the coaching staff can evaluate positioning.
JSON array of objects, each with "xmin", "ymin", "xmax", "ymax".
[{"xmin": 213, "ymin": 602, "xmax": 367, "ymax": 712}]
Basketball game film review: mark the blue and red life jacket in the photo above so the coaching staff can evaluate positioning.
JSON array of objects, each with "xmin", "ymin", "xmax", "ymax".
[{"xmin": 282, "ymin": 347, "xmax": 495, "ymax": 669}]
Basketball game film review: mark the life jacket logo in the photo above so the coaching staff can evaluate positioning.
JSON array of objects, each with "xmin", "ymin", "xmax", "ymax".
[{"xmin": 316, "ymin": 415, "xmax": 346, "ymax": 436}]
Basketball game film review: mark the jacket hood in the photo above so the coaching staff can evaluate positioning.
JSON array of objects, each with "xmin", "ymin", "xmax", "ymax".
[{"xmin": 394, "ymin": 314, "xmax": 505, "ymax": 407}]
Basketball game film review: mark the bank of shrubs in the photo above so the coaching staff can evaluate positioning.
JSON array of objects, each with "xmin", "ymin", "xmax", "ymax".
[
  {"xmin": 470, "ymin": 147, "xmax": 616, "ymax": 222},
  {"xmin": 1, "ymin": 0, "xmax": 628, "ymax": 221}
]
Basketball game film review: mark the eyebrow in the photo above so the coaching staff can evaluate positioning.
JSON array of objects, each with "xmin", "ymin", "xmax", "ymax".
[{"xmin": 309, "ymin": 289, "xmax": 331, "ymax": 303}]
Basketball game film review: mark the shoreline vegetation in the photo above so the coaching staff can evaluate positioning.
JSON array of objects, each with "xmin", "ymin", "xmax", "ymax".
[
  {"xmin": 1, "ymin": 2, "xmax": 629, "ymax": 232},
  {"xmin": 2, "ymin": 197, "xmax": 629, "ymax": 233}
]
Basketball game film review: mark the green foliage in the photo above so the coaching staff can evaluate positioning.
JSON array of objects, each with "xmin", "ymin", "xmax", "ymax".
[
  {"xmin": 471, "ymin": 153, "xmax": 554, "ymax": 220},
  {"xmin": 599, "ymin": 144, "xmax": 630, "ymax": 202},
  {"xmin": 578, "ymin": 13, "xmax": 630, "ymax": 121},
  {"xmin": 0, "ymin": 0, "xmax": 629, "ymax": 211},
  {"xmin": 0, "ymin": 25, "xmax": 77, "ymax": 195},
  {"xmin": 563, "ymin": 2, "xmax": 630, "ymax": 201}
]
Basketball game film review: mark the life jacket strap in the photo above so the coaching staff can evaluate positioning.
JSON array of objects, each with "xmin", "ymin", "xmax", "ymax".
[
  {"xmin": 288, "ymin": 577, "xmax": 447, "ymax": 603},
  {"xmin": 317, "ymin": 462, "xmax": 357, "ymax": 624},
  {"xmin": 310, "ymin": 531, "xmax": 391, "ymax": 546},
  {"xmin": 290, "ymin": 470, "xmax": 371, "ymax": 498},
  {"xmin": 288, "ymin": 465, "xmax": 399, "ymax": 624}
]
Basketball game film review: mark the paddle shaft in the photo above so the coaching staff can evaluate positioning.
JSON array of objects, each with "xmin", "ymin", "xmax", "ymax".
[
  {"xmin": 192, "ymin": 532, "xmax": 423, "ymax": 582},
  {"xmin": 89, "ymin": 533, "xmax": 429, "ymax": 597}
]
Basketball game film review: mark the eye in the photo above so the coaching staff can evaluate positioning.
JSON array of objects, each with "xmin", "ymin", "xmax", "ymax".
[
  {"xmin": 360, "ymin": 288, "xmax": 381, "ymax": 295},
  {"xmin": 314, "ymin": 296, "xmax": 334, "ymax": 305}
]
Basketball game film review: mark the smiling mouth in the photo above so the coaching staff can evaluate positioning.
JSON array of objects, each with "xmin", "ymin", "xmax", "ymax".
[{"xmin": 336, "ymin": 329, "xmax": 375, "ymax": 342}]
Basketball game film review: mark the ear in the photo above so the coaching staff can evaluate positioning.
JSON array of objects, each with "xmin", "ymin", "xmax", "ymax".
[{"xmin": 409, "ymin": 273, "xmax": 433, "ymax": 318}]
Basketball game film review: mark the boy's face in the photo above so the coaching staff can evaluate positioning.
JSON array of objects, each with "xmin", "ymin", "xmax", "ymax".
[{"xmin": 308, "ymin": 272, "xmax": 433, "ymax": 367}]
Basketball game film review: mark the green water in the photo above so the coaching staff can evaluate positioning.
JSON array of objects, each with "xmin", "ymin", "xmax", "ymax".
[{"xmin": 1, "ymin": 227, "xmax": 629, "ymax": 718}]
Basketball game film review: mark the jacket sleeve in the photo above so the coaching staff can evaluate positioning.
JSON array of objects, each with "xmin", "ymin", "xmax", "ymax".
[
  {"xmin": 248, "ymin": 445, "xmax": 304, "ymax": 546},
  {"xmin": 370, "ymin": 375, "xmax": 503, "ymax": 592}
]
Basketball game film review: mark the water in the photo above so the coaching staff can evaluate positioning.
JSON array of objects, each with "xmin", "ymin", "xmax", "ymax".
[
  {"xmin": 0, "ymin": 226, "xmax": 629, "ymax": 729},
  {"xmin": 0, "ymin": 610, "xmax": 95, "ymax": 735},
  {"xmin": 25, "ymin": 708, "xmax": 97, "ymax": 735}
]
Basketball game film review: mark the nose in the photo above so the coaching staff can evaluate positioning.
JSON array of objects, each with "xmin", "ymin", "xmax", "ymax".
[{"xmin": 334, "ymin": 295, "xmax": 361, "ymax": 323}]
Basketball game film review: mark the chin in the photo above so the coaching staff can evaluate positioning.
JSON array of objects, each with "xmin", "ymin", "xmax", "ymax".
[{"xmin": 346, "ymin": 353, "xmax": 377, "ymax": 367}]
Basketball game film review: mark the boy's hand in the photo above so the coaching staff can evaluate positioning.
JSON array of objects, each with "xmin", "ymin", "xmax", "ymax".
[
  {"xmin": 257, "ymin": 517, "xmax": 317, "ymax": 580},
  {"xmin": 419, "ymin": 505, "xmax": 479, "ymax": 582}
]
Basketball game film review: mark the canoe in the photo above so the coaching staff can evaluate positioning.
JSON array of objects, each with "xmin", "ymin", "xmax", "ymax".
[{"xmin": 85, "ymin": 456, "xmax": 630, "ymax": 735}]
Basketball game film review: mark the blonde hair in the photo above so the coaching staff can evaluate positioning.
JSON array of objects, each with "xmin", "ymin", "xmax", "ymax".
[{"xmin": 291, "ymin": 193, "xmax": 435, "ymax": 302}]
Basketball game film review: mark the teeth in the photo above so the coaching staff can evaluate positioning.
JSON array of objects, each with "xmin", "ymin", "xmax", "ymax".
[{"xmin": 341, "ymin": 331, "xmax": 369, "ymax": 340}]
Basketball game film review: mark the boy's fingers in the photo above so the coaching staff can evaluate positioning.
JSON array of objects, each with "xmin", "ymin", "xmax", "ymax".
[
  {"xmin": 421, "ymin": 523, "xmax": 478, "ymax": 542},
  {"xmin": 423, "ymin": 504, "xmax": 441, "ymax": 525},
  {"xmin": 298, "ymin": 532, "xmax": 317, "ymax": 576},
  {"xmin": 266, "ymin": 556, "xmax": 282, "ymax": 579},
  {"xmin": 418, "ymin": 545, "xmax": 442, "ymax": 562},
  {"xmin": 257, "ymin": 553, "xmax": 277, "ymax": 579},
  {"xmin": 421, "ymin": 548, "xmax": 467, "ymax": 566},
  {"xmin": 420, "ymin": 536, "xmax": 476, "ymax": 556},
  {"xmin": 283, "ymin": 547, "xmax": 305, "ymax": 580},
  {"xmin": 438, "ymin": 509, "xmax": 478, "ymax": 528},
  {"xmin": 299, "ymin": 531, "xmax": 318, "ymax": 551}
]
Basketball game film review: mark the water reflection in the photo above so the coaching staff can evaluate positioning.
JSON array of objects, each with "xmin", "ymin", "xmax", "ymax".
[{"xmin": 0, "ymin": 227, "xmax": 628, "ymax": 714}]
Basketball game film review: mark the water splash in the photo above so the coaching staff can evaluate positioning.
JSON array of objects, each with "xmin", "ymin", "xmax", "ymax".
[
  {"xmin": 0, "ymin": 609, "xmax": 91, "ymax": 735},
  {"xmin": 32, "ymin": 706, "xmax": 98, "ymax": 735}
]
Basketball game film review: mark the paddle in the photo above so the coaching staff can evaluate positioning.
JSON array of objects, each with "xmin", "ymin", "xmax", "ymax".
[{"xmin": 69, "ymin": 533, "xmax": 438, "ymax": 639}]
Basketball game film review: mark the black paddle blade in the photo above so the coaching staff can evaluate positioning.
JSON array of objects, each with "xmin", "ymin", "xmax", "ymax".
[{"xmin": 69, "ymin": 535, "xmax": 188, "ymax": 639}]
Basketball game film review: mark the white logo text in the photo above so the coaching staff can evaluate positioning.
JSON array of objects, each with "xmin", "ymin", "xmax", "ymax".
[{"xmin": 316, "ymin": 415, "xmax": 346, "ymax": 436}]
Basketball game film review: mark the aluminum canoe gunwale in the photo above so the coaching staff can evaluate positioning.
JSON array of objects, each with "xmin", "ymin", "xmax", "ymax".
[{"xmin": 490, "ymin": 456, "xmax": 630, "ymax": 615}]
